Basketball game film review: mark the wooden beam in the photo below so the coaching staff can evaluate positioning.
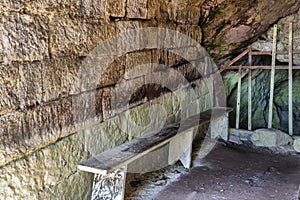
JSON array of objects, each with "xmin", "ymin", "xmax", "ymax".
[
  {"xmin": 268, "ymin": 25, "xmax": 277, "ymax": 128},
  {"xmin": 219, "ymin": 49, "xmax": 250, "ymax": 73},
  {"xmin": 288, "ymin": 22, "xmax": 293, "ymax": 135},
  {"xmin": 248, "ymin": 47, "xmax": 252, "ymax": 131},
  {"xmin": 222, "ymin": 65, "xmax": 300, "ymax": 70},
  {"xmin": 236, "ymin": 66, "xmax": 242, "ymax": 129},
  {"xmin": 251, "ymin": 50, "xmax": 300, "ymax": 56}
]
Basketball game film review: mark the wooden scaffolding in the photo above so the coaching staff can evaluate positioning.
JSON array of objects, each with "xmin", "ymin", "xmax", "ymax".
[{"xmin": 219, "ymin": 23, "xmax": 298, "ymax": 136}]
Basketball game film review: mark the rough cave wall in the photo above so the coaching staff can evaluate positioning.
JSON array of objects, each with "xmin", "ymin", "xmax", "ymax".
[
  {"xmin": 201, "ymin": 0, "xmax": 300, "ymax": 62},
  {"xmin": 224, "ymin": 10, "xmax": 300, "ymax": 135},
  {"xmin": 0, "ymin": 0, "xmax": 213, "ymax": 199}
]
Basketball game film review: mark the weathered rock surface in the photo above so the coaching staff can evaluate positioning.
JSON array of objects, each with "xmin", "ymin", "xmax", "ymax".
[
  {"xmin": 224, "ymin": 69, "xmax": 300, "ymax": 135},
  {"xmin": 252, "ymin": 9, "xmax": 300, "ymax": 64},
  {"xmin": 0, "ymin": 13, "xmax": 48, "ymax": 62},
  {"xmin": 201, "ymin": 0, "xmax": 300, "ymax": 61},
  {"xmin": 293, "ymin": 138, "xmax": 300, "ymax": 153},
  {"xmin": 229, "ymin": 128, "xmax": 253, "ymax": 144},
  {"xmin": 250, "ymin": 128, "xmax": 293, "ymax": 147}
]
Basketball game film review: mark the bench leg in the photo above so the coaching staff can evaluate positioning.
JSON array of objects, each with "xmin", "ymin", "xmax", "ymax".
[
  {"xmin": 91, "ymin": 166, "xmax": 127, "ymax": 200},
  {"xmin": 168, "ymin": 129, "xmax": 194, "ymax": 168},
  {"xmin": 210, "ymin": 113, "xmax": 229, "ymax": 141}
]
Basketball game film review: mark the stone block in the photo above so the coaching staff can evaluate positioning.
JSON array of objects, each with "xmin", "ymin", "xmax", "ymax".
[
  {"xmin": 124, "ymin": 103, "xmax": 152, "ymax": 139},
  {"xmin": 171, "ymin": 46, "xmax": 206, "ymax": 63},
  {"xmin": 19, "ymin": 61, "xmax": 43, "ymax": 107},
  {"xmin": 0, "ymin": 112, "xmax": 23, "ymax": 166},
  {"xmin": 115, "ymin": 21, "xmax": 141, "ymax": 55},
  {"xmin": 72, "ymin": 90, "xmax": 103, "ymax": 129},
  {"xmin": 0, "ymin": 0, "xmax": 24, "ymax": 12},
  {"xmin": 229, "ymin": 128, "xmax": 254, "ymax": 141},
  {"xmin": 76, "ymin": 0, "xmax": 106, "ymax": 18},
  {"xmin": 126, "ymin": 0, "xmax": 148, "ymax": 19},
  {"xmin": 168, "ymin": 0, "xmax": 189, "ymax": 23},
  {"xmin": 25, "ymin": 0, "xmax": 106, "ymax": 19},
  {"xmin": 109, "ymin": 76, "xmax": 146, "ymax": 112},
  {"xmin": 125, "ymin": 51, "xmax": 152, "ymax": 79},
  {"xmin": 150, "ymin": 92, "xmax": 174, "ymax": 125},
  {"xmin": 0, "ymin": 97, "xmax": 79, "ymax": 167},
  {"xmin": 0, "ymin": 13, "xmax": 48, "ymax": 62},
  {"xmin": 98, "ymin": 55, "xmax": 126, "ymax": 87},
  {"xmin": 147, "ymin": 0, "xmax": 169, "ymax": 21},
  {"xmin": 167, "ymin": 0, "xmax": 201, "ymax": 24},
  {"xmin": 49, "ymin": 16, "xmax": 114, "ymax": 57},
  {"xmin": 251, "ymin": 128, "xmax": 293, "ymax": 147},
  {"xmin": 0, "ymin": 133, "xmax": 92, "ymax": 199},
  {"xmin": 41, "ymin": 171, "xmax": 93, "ymax": 200},
  {"xmin": 175, "ymin": 63, "xmax": 202, "ymax": 82},
  {"xmin": 139, "ymin": 21, "xmax": 159, "ymax": 49},
  {"xmin": 151, "ymin": 49, "xmax": 168, "ymax": 66},
  {"xmin": 293, "ymin": 138, "xmax": 300, "ymax": 153},
  {"xmin": 20, "ymin": 102, "xmax": 64, "ymax": 148},
  {"xmin": 42, "ymin": 57, "xmax": 81, "ymax": 102},
  {"xmin": 24, "ymin": 0, "xmax": 77, "ymax": 14},
  {"xmin": 102, "ymin": 77, "xmax": 146, "ymax": 119},
  {"xmin": 0, "ymin": 63, "xmax": 20, "ymax": 115},
  {"xmin": 150, "ymin": 0, "xmax": 197, "ymax": 23},
  {"xmin": 79, "ymin": 117, "xmax": 128, "ymax": 156},
  {"xmin": 157, "ymin": 22, "xmax": 177, "ymax": 50},
  {"xmin": 107, "ymin": 0, "xmax": 126, "ymax": 17}
]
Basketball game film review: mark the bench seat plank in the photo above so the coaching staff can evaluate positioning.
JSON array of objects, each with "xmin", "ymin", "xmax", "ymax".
[{"xmin": 78, "ymin": 107, "xmax": 232, "ymax": 174}]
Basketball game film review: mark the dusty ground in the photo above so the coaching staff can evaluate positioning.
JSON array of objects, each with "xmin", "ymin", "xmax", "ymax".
[{"xmin": 125, "ymin": 143, "xmax": 300, "ymax": 200}]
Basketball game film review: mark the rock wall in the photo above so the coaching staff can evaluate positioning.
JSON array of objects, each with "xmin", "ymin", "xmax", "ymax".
[
  {"xmin": 225, "ymin": 69, "xmax": 300, "ymax": 135},
  {"xmin": 200, "ymin": 0, "xmax": 300, "ymax": 62},
  {"xmin": 252, "ymin": 9, "xmax": 300, "ymax": 64},
  {"xmin": 0, "ymin": 1, "xmax": 219, "ymax": 199}
]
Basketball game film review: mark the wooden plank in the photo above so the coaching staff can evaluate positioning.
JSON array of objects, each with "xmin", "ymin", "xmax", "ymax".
[
  {"xmin": 268, "ymin": 24, "xmax": 277, "ymax": 128},
  {"xmin": 248, "ymin": 48, "xmax": 252, "ymax": 131},
  {"xmin": 251, "ymin": 50, "xmax": 300, "ymax": 55},
  {"xmin": 221, "ymin": 65, "xmax": 300, "ymax": 70},
  {"xmin": 288, "ymin": 22, "xmax": 293, "ymax": 135},
  {"xmin": 236, "ymin": 66, "xmax": 242, "ymax": 129},
  {"xmin": 78, "ymin": 107, "xmax": 232, "ymax": 174},
  {"xmin": 219, "ymin": 49, "xmax": 250, "ymax": 73}
]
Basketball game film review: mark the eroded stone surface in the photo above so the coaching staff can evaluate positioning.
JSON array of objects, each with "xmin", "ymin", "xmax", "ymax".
[
  {"xmin": 0, "ymin": 0, "xmax": 24, "ymax": 12},
  {"xmin": 0, "ymin": 63, "xmax": 19, "ymax": 115},
  {"xmin": 251, "ymin": 128, "xmax": 293, "ymax": 147},
  {"xmin": 0, "ymin": 13, "xmax": 48, "ymax": 62},
  {"xmin": 126, "ymin": 0, "xmax": 148, "ymax": 19},
  {"xmin": 293, "ymin": 138, "xmax": 300, "ymax": 153},
  {"xmin": 49, "ymin": 16, "xmax": 114, "ymax": 57},
  {"xmin": 0, "ymin": 133, "xmax": 92, "ymax": 200},
  {"xmin": 107, "ymin": 0, "xmax": 126, "ymax": 17},
  {"xmin": 201, "ymin": 0, "xmax": 300, "ymax": 61},
  {"xmin": 252, "ymin": 9, "xmax": 300, "ymax": 64}
]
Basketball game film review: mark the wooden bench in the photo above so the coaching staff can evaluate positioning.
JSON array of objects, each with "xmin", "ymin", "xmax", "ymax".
[{"xmin": 78, "ymin": 107, "xmax": 232, "ymax": 200}]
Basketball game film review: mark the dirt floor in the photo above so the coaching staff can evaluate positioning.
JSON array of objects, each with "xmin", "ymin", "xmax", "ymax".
[{"xmin": 125, "ymin": 143, "xmax": 300, "ymax": 200}]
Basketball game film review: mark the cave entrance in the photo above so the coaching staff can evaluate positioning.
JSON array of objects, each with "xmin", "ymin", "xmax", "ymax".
[{"xmin": 221, "ymin": 23, "xmax": 300, "ymax": 137}]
